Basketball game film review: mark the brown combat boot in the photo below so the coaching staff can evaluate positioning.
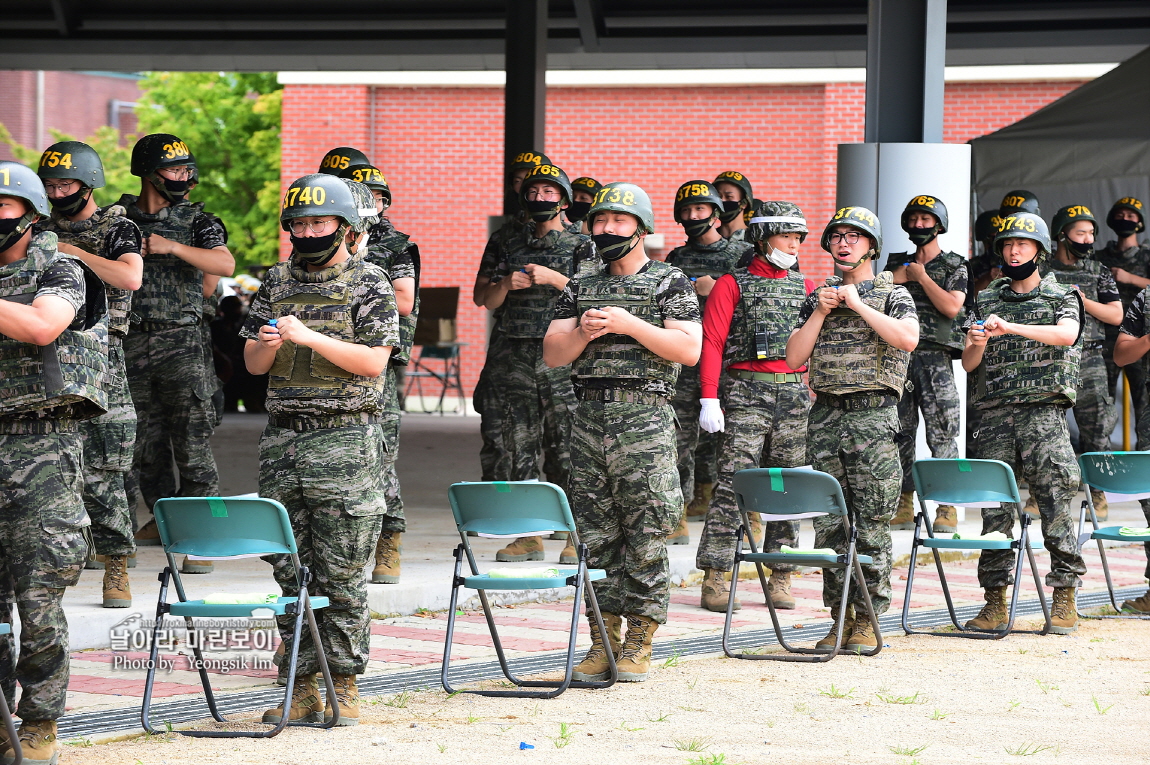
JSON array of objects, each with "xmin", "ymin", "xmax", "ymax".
[
  {"xmin": 496, "ymin": 536, "xmax": 544, "ymax": 562},
  {"xmin": 1050, "ymin": 587, "xmax": 1078, "ymax": 634},
  {"xmin": 767, "ymin": 570, "xmax": 796, "ymax": 610},
  {"xmin": 135, "ymin": 518, "xmax": 161, "ymax": 546},
  {"xmin": 1021, "ymin": 494, "xmax": 1040, "ymax": 520},
  {"xmin": 845, "ymin": 615, "xmax": 878, "ymax": 650},
  {"xmin": 14, "ymin": 720, "xmax": 57, "ymax": 765},
  {"xmin": 371, "ymin": 532, "xmax": 401, "ymax": 584},
  {"xmin": 1121, "ymin": 591, "xmax": 1150, "ymax": 614},
  {"xmin": 558, "ymin": 542, "xmax": 577, "ymax": 565},
  {"xmin": 86, "ymin": 552, "xmax": 137, "ymax": 570},
  {"xmin": 815, "ymin": 605, "xmax": 855, "ymax": 649},
  {"xmin": 891, "ymin": 492, "xmax": 916, "ymax": 530},
  {"xmin": 615, "ymin": 615, "xmax": 658, "ymax": 682},
  {"xmin": 933, "ymin": 505, "xmax": 959, "ymax": 534},
  {"xmin": 685, "ymin": 482, "xmax": 713, "ymax": 519},
  {"xmin": 180, "ymin": 555, "xmax": 213, "ymax": 574},
  {"xmin": 263, "ymin": 674, "xmax": 323, "ymax": 724},
  {"xmin": 323, "ymin": 674, "xmax": 361, "ymax": 726},
  {"xmin": 102, "ymin": 555, "xmax": 132, "ymax": 608},
  {"xmin": 572, "ymin": 613, "xmax": 622, "ymax": 682},
  {"xmin": 667, "ymin": 513, "xmax": 689, "ymax": 545},
  {"xmin": 700, "ymin": 568, "xmax": 740, "ymax": 612},
  {"xmin": 965, "ymin": 586, "xmax": 1009, "ymax": 631},
  {"xmin": 1089, "ymin": 489, "xmax": 1109, "ymax": 522},
  {"xmin": 744, "ymin": 512, "xmax": 763, "ymax": 548}
]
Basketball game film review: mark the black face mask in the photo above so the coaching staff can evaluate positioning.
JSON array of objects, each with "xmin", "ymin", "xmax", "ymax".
[
  {"xmin": 524, "ymin": 199, "xmax": 561, "ymax": 222},
  {"xmin": 718, "ymin": 200, "xmax": 743, "ymax": 223},
  {"xmin": 566, "ymin": 201, "xmax": 591, "ymax": 222},
  {"xmin": 0, "ymin": 215, "xmax": 32, "ymax": 255},
  {"xmin": 906, "ymin": 226, "xmax": 939, "ymax": 247},
  {"xmin": 680, "ymin": 212, "xmax": 716, "ymax": 239},
  {"xmin": 592, "ymin": 232, "xmax": 640, "ymax": 262},
  {"xmin": 1000, "ymin": 258, "xmax": 1039, "ymax": 281},
  {"xmin": 1066, "ymin": 239, "xmax": 1094, "ymax": 258},
  {"xmin": 1110, "ymin": 217, "xmax": 1140, "ymax": 236},
  {"xmin": 48, "ymin": 186, "xmax": 90, "ymax": 217},
  {"xmin": 150, "ymin": 173, "xmax": 189, "ymax": 203},
  {"xmin": 290, "ymin": 226, "xmax": 345, "ymax": 267}
]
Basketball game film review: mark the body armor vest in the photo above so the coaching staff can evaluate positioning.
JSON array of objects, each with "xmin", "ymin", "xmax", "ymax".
[
  {"xmin": 0, "ymin": 232, "xmax": 108, "ymax": 421},
  {"xmin": 120, "ymin": 195, "xmax": 205, "ymax": 327},
  {"xmin": 1041, "ymin": 257, "xmax": 1105, "ymax": 344},
  {"xmin": 572, "ymin": 260, "xmax": 681, "ymax": 388},
  {"xmin": 887, "ymin": 250, "xmax": 966, "ymax": 352},
  {"xmin": 501, "ymin": 228, "xmax": 580, "ymax": 339},
  {"xmin": 263, "ymin": 257, "xmax": 387, "ymax": 417},
  {"xmin": 38, "ymin": 206, "xmax": 135, "ymax": 337},
  {"xmin": 667, "ymin": 237, "xmax": 751, "ymax": 280},
  {"xmin": 724, "ymin": 268, "xmax": 807, "ymax": 366},
  {"xmin": 367, "ymin": 222, "xmax": 419, "ymax": 365},
  {"xmin": 1098, "ymin": 241, "xmax": 1150, "ymax": 307},
  {"xmin": 808, "ymin": 273, "xmax": 911, "ymax": 396},
  {"xmin": 974, "ymin": 275, "xmax": 1082, "ymax": 408}
]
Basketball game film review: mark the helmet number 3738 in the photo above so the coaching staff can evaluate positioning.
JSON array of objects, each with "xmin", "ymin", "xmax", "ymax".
[{"xmin": 595, "ymin": 186, "xmax": 636, "ymax": 206}]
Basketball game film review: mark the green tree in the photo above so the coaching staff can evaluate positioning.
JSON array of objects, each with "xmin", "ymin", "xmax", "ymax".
[{"xmin": 0, "ymin": 124, "xmax": 134, "ymax": 208}]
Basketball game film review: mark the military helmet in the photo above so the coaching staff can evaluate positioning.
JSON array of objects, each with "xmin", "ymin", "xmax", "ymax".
[
  {"xmin": 37, "ymin": 141, "xmax": 105, "ymax": 188},
  {"xmin": 520, "ymin": 163, "xmax": 572, "ymax": 205},
  {"xmin": 974, "ymin": 209, "xmax": 1001, "ymax": 244},
  {"xmin": 742, "ymin": 198, "xmax": 763, "ymax": 227},
  {"xmin": 130, "ymin": 133, "xmax": 194, "ymax": 177},
  {"xmin": 901, "ymin": 194, "xmax": 948, "ymax": 234},
  {"xmin": 748, "ymin": 200, "xmax": 808, "ymax": 243},
  {"xmin": 1107, "ymin": 197, "xmax": 1145, "ymax": 234},
  {"xmin": 588, "ymin": 182, "xmax": 655, "ymax": 234},
  {"xmin": 821, "ymin": 206, "xmax": 882, "ymax": 256},
  {"xmin": 673, "ymin": 180, "xmax": 723, "ymax": 216},
  {"xmin": 571, "ymin": 176, "xmax": 602, "ymax": 199},
  {"xmin": 340, "ymin": 179, "xmax": 381, "ymax": 233},
  {"xmin": 280, "ymin": 174, "xmax": 362, "ymax": 231},
  {"xmin": 318, "ymin": 147, "xmax": 370, "ymax": 175},
  {"xmin": 0, "ymin": 161, "xmax": 50, "ymax": 217},
  {"xmin": 1051, "ymin": 204, "xmax": 1097, "ymax": 238},
  {"xmin": 507, "ymin": 150, "xmax": 550, "ymax": 176},
  {"xmin": 993, "ymin": 211, "xmax": 1050, "ymax": 257},
  {"xmin": 339, "ymin": 163, "xmax": 391, "ymax": 204},
  {"xmin": 712, "ymin": 170, "xmax": 753, "ymax": 202},
  {"xmin": 999, "ymin": 189, "xmax": 1040, "ymax": 216}
]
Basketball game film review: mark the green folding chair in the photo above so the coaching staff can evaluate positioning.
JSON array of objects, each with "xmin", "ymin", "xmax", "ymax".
[
  {"xmin": 0, "ymin": 623, "xmax": 19, "ymax": 765},
  {"xmin": 1077, "ymin": 452, "xmax": 1150, "ymax": 620},
  {"xmin": 901, "ymin": 459, "xmax": 1051, "ymax": 639},
  {"xmin": 722, "ymin": 468, "xmax": 882, "ymax": 662},
  {"xmin": 140, "ymin": 496, "xmax": 337, "ymax": 737},
  {"xmin": 442, "ymin": 481, "xmax": 615, "ymax": 697}
]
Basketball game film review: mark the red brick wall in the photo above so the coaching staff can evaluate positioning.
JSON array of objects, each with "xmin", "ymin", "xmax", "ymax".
[{"xmin": 280, "ymin": 78, "xmax": 1085, "ymax": 395}]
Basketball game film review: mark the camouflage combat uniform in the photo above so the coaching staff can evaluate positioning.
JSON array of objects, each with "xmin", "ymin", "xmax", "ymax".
[
  {"xmin": 240, "ymin": 254, "xmax": 399, "ymax": 676},
  {"xmin": 36, "ymin": 206, "xmax": 141, "ymax": 557},
  {"xmin": 1116, "ymin": 287, "xmax": 1150, "ymax": 577},
  {"xmin": 1098, "ymin": 239, "xmax": 1150, "ymax": 423},
  {"xmin": 0, "ymin": 232, "xmax": 106, "ymax": 721},
  {"xmin": 884, "ymin": 252, "xmax": 966, "ymax": 492},
  {"xmin": 554, "ymin": 260, "xmax": 700, "ymax": 623},
  {"xmin": 969, "ymin": 275, "xmax": 1087, "ymax": 588},
  {"xmin": 797, "ymin": 272, "xmax": 916, "ymax": 615}
]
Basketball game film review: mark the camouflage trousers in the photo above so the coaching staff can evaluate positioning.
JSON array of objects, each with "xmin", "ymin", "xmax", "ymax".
[
  {"xmin": 379, "ymin": 368, "xmax": 405, "ymax": 534},
  {"xmin": 671, "ymin": 362, "xmax": 719, "ymax": 498},
  {"xmin": 0, "ymin": 429, "xmax": 86, "ymax": 721},
  {"xmin": 82, "ymin": 341, "xmax": 137, "ymax": 556},
  {"xmin": 696, "ymin": 377, "xmax": 810, "ymax": 572},
  {"xmin": 808, "ymin": 401, "xmax": 901, "ymax": 615},
  {"xmin": 966, "ymin": 373, "xmax": 984, "ymax": 459},
  {"xmin": 571, "ymin": 400, "xmax": 681, "ymax": 624},
  {"xmin": 1136, "ymin": 392, "xmax": 1150, "ymax": 579},
  {"xmin": 1105, "ymin": 341, "xmax": 1148, "ymax": 428},
  {"xmin": 476, "ymin": 320, "xmax": 512, "ymax": 481},
  {"xmin": 260, "ymin": 423, "xmax": 387, "ymax": 676},
  {"xmin": 1072, "ymin": 350, "xmax": 1117, "ymax": 454},
  {"xmin": 896, "ymin": 349, "xmax": 961, "ymax": 493},
  {"xmin": 126, "ymin": 325, "xmax": 220, "ymax": 508},
  {"xmin": 973, "ymin": 403, "xmax": 1086, "ymax": 588},
  {"xmin": 501, "ymin": 339, "xmax": 576, "ymax": 487}
]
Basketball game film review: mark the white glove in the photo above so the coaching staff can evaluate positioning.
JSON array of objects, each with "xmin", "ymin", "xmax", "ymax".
[{"xmin": 699, "ymin": 398, "xmax": 725, "ymax": 433}]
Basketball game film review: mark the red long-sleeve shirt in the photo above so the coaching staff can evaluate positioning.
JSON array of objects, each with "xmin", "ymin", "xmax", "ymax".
[{"xmin": 700, "ymin": 257, "xmax": 817, "ymax": 399}]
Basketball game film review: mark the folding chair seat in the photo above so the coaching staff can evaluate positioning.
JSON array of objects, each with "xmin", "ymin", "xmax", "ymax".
[
  {"xmin": 140, "ymin": 496, "xmax": 337, "ymax": 738},
  {"xmin": 1076, "ymin": 452, "xmax": 1150, "ymax": 620},
  {"xmin": 901, "ymin": 459, "xmax": 1051, "ymax": 639},
  {"xmin": 721, "ymin": 467, "xmax": 882, "ymax": 662},
  {"xmin": 441, "ymin": 481, "xmax": 615, "ymax": 698},
  {"xmin": 0, "ymin": 623, "xmax": 20, "ymax": 765}
]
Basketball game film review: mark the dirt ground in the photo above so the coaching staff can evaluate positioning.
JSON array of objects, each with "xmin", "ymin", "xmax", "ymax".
[{"xmin": 70, "ymin": 616, "xmax": 1150, "ymax": 765}]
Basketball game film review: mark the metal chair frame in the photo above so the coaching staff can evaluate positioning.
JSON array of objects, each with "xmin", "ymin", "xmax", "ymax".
[{"xmin": 0, "ymin": 623, "xmax": 20, "ymax": 765}]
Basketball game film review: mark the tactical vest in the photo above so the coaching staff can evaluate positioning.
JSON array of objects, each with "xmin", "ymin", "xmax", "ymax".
[
  {"xmin": 572, "ymin": 260, "xmax": 681, "ymax": 388},
  {"xmin": 808, "ymin": 273, "xmax": 911, "ymax": 396},
  {"xmin": 120, "ymin": 195, "xmax": 205, "ymax": 327},
  {"xmin": 264, "ymin": 257, "xmax": 387, "ymax": 416},
  {"xmin": 667, "ymin": 237, "xmax": 749, "ymax": 280},
  {"xmin": 366, "ymin": 223, "xmax": 419, "ymax": 365},
  {"xmin": 1098, "ymin": 241, "xmax": 1150, "ymax": 307},
  {"xmin": 0, "ymin": 232, "xmax": 108, "ymax": 421},
  {"xmin": 887, "ymin": 251, "xmax": 966, "ymax": 352},
  {"xmin": 501, "ymin": 228, "xmax": 579, "ymax": 339},
  {"xmin": 724, "ymin": 268, "xmax": 807, "ymax": 366},
  {"xmin": 974, "ymin": 275, "xmax": 1082, "ymax": 408},
  {"xmin": 38, "ymin": 206, "xmax": 135, "ymax": 337},
  {"xmin": 1041, "ymin": 257, "xmax": 1105, "ymax": 344}
]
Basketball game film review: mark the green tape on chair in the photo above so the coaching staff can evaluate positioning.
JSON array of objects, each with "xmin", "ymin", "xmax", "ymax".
[
  {"xmin": 769, "ymin": 467, "xmax": 784, "ymax": 492},
  {"xmin": 957, "ymin": 460, "xmax": 972, "ymax": 472},
  {"xmin": 494, "ymin": 482, "xmax": 511, "ymax": 493},
  {"xmin": 208, "ymin": 498, "xmax": 229, "ymax": 517}
]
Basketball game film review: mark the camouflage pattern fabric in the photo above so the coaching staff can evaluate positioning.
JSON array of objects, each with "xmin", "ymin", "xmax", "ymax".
[
  {"xmin": 895, "ymin": 349, "xmax": 961, "ymax": 493},
  {"xmin": 366, "ymin": 218, "xmax": 419, "ymax": 366},
  {"xmin": 494, "ymin": 228, "xmax": 588, "ymax": 339},
  {"xmin": 1098, "ymin": 240, "xmax": 1150, "ymax": 421},
  {"xmin": 973, "ymin": 404, "xmax": 1086, "ymax": 588},
  {"xmin": 476, "ymin": 314, "xmax": 512, "ymax": 481},
  {"xmin": 696, "ymin": 378, "xmax": 810, "ymax": 572},
  {"xmin": 501, "ymin": 339, "xmax": 577, "ymax": 485},
  {"xmin": 883, "ymin": 251, "xmax": 967, "ymax": 351},
  {"xmin": 378, "ymin": 368, "xmax": 405, "ymax": 533},
  {"xmin": 81, "ymin": 341, "xmax": 137, "ymax": 555},
  {"xmin": 1118, "ymin": 287, "xmax": 1150, "ymax": 576},
  {"xmin": 1074, "ymin": 350, "xmax": 1117, "ymax": 453}
]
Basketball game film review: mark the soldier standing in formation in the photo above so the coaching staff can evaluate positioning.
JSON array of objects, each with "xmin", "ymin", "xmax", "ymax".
[
  {"xmin": 1098, "ymin": 197, "xmax": 1150, "ymax": 427},
  {"xmin": 566, "ymin": 176, "xmax": 600, "ymax": 236},
  {"xmin": 1114, "ymin": 279, "xmax": 1150, "ymax": 615}
]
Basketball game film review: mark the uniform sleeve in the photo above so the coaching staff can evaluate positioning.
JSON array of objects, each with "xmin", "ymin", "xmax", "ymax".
[
  {"xmin": 699, "ymin": 274, "xmax": 739, "ymax": 399},
  {"xmin": 477, "ymin": 231, "xmax": 503, "ymax": 280},
  {"xmin": 38, "ymin": 258, "xmax": 86, "ymax": 315},
  {"xmin": 1119, "ymin": 288, "xmax": 1148, "ymax": 337},
  {"xmin": 387, "ymin": 245, "xmax": 417, "ymax": 281},
  {"xmin": 944, "ymin": 262, "xmax": 969, "ymax": 295},
  {"xmin": 104, "ymin": 218, "xmax": 143, "ymax": 260},
  {"xmin": 353, "ymin": 270, "xmax": 401, "ymax": 348},
  {"xmin": 886, "ymin": 285, "xmax": 919, "ymax": 321},
  {"xmin": 657, "ymin": 270, "xmax": 702, "ymax": 323},
  {"xmin": 1097, "ymin": 268, "xmax": 1120, "ymax": 304},
  {"xmin": 1052, "ymin": 290, "xmax": 1081, "ymax": 324},
  {"xmin": 552, "ymin": 281, "xmax": 578, "ymax": 321},
  {"xmin": 239, "ymin": 285, "xmax": 273, "ymax": 340},
  {"xmin": 191, "ymin": 213, "xmax": 229, "ymax": 250}
]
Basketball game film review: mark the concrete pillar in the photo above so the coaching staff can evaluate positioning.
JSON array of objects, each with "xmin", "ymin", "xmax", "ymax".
[{"xmin": 503, "ymin": 0, "xmax": 547, "ymax": 215}]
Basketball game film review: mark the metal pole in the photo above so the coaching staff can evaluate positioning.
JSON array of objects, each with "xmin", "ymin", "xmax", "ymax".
[
  {"xmin": 865, "ymin": 0, "xmax": 947, "ymax": 143},
  {"xmin": 35, "ymin": 71, "xmax": 46, "ymax": 149},
  {"xmin": 503, "ymin": 0, "xmax": 547, "ymax": 216}
]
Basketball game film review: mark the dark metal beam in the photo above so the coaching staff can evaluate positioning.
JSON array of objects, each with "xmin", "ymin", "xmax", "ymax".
[
  {"xmin": 865, "ymin": 0, "xmax": 947, "ymax": 143},
  {"xmin": 48, "ymin": 0, "xmax": 77, "ymax": 37},
  {"xmin": 572, "ymin": 0, "xmax": 602, "ymax": 52},
  {"xmin": 503, "ymin": 0, "xmax": 547, "ymax": 215}
]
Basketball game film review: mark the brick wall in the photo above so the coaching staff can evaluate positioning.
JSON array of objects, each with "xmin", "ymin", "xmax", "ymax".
[{"xmin": 282, "ymin": 78, "xmax": 1084, "ymax": 395}]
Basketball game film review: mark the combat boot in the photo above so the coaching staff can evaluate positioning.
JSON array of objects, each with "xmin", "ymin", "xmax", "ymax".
[
  {"xmin": 1050, "ymin": 587, "xmax": 1078, "ymax": 634},
  {"xmin": 548, "ymin": 531, "xmax": 569, "ymax": 541},
  {"xmin": 615, "ymin": 615, "xmax": 658, "ymax": 682},
  {"xmin": 135, "ymin": 518, "xmax": 161, "ymax": 546},
  {"xmin": 1089, "ymin": 489, "xmax": 1108, "ymax": 522},
  {"xmin": 845, "ymin": 615, "xmax": 878, "ymax": 650},
  {"xmin": 700, "ymin": 568, "xmax": 740, "ymax": 613},
  {"xmin": 14, "ymin": 720, "xmax": 57, "ymax": 765},
  {"xmin": 815, "ymin": 605, "xmax": 855, "ymax": 649},
  {"xmin": 102, "ymin": 555, "xmax": 132, "ymax": 608},
  {"xmin": 1021, "ymin": 494, "xmax": 1040, "ymax": 520},
  {"xmin": 767, "ymin": 570, "xmax": 796, "ymax": 610},
  {"xmin": 262, "ymin": 674, "xmax": 323, "ymax": 724},
  {"xmin": 685, "ymin": 482, "xmax": 713, "ymax": 519},
  {"xmin": 667, "ymin": 514, "xmax": 689, "ymax": 545},
  {"xmin": 891, "ymin": 492, "xmax": 915, "ymax": 530},
  {"xmin": 323, "ymin": 674, "xmax": 361, "ymax": 726},
  {"xmin": 933, "ymin": 505, "xmax": 959, "ymax": 534},
  {"xmin": 180, "ymin": 556, "xmax": 213, "ymax": 574},
  {"xmin": 558, "ymin": 542, "xmax": 577, "ymax": 565},
  {"xmin": 1121, "ymin": 591, "xmax": 1150, "ymax": 614},
  {"xmin": 371, "ymin": 532, "xmax": 401, "ymax": 584},
  {"xmin": 496, "ymin": 536, "xmax": 544, "ymax": 562},
  {"xmin": 742, "ymin": 512, "xmax": 763, "ymax": 549},
  {"xmin": 0, "ymin": 724, "xmax": 10, "ymax": 763},
  {"xmin": 572, "ymin": 613, "xmax": 622, "ymax": 682},
  {"xmin": 965, "ymin": 586, "xmax": 1009, "ymax": 631},
  {"xmin": 86, "ymin": 552, "xmax": 137, "ymax": 569}
]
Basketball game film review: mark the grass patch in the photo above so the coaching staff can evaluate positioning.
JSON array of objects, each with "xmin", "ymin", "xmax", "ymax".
[
  {"xmin": 648, "ymin": 711, "xmax": 673, "ymax": 722},
  {"xmin": 819, "ymin": 684, "xmax": 855, "ymax": 699},
  {"xmin": 1005, "ymin": 742, "xmax": 1056, "ymax": 756},
  {"xmin": 662, "ymin": 648, "xmax": 685, "ymax": 668},
  {"xmin": 1034, "ymin": 679, "xmax": 1058, "ymax": 694},
  {"xmin": 673, "ymin": 736, "xmax": 712, "ymax": 752},
  {"xmin": 929, "ymin": 708, "xmax": 951, "ymax": 720},
  {"xmin": 385, "ymin": 689, "xmax": 414, "ymax": 708},
  {"xmin": 552, "ymin": 722, "xmax": 576, "ymax": 749},
  {"xmin": 619, "ymin": 721, "xmax": 644, "ymax": 732},
  {"xmin": 876, "ymin": 689, "xmax": 925, "ymax": 705},
  {"xmin": 889, "ymin": 743, "xmax": 930, "ymax": 756},
  {"xmin": 686, "ymin": 754, "xmax": 735, "ymax": 765},
  {"xmin": 1092, "ymin": 695, "xmax": 1114, "ymax": 715}
]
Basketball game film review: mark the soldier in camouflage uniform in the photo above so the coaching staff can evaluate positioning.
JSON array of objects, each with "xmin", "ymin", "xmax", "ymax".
[
  {"xmin": 243, "ymin": 174, "xmax": 398, "ymax": 727},
  {"xmin": 966, "ymin": 208, "xmax": 1003, "ymax": 458},
  {"xmin": 786, "ymin": 206, "xmax": 919, "ymax": 651},
  {"xmin": 1040, "ymin": 205, "xmax": 1124, "ymax": 520},
  {"xmin": 666, "ymin": 181, "xmax": 753, "ymax": 543},
  {"xmin": 566, "ymin": 176, "xmax": 600, "ymax": 236},
  {"xmin": 545, "ymin": 182, "xmax": 700, "ymax": 684},
  {"xmin": 0, "ymin": 162, "xmax": 109, "ymax": 764},
  {"xmin": 713, "ymin": 170, "xmax": 752, "ymax": 243},
  {"xmin": 1114, "ymin": 284, "xmax": 1150, "ymax": 614},
  {"xmin": 34, "ymin": 141, "xmax": 144, "ymax": 610},
  {"xmin": 963, "ymin": 211, "xmax": 1087, "ymax": 635},
  {"xmin": 119, "ymin": 134, "xmax": 234, "ymax": 575},
  {"xmin": 884, "ymin": 196, "xmax": 968, "ymax": 534},
  {"xmin": 695, "ymin": 201, "xmax": 816, "ymax": 612},
  {"xmin": 483, "ymin": 164, "xmax": 590, "ymax": 564},
  {"xmin": 1098, "ymin": 197, "xmax": 1150, "ymax": 429}
]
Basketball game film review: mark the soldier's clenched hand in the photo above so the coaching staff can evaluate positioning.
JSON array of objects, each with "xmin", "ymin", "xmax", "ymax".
[
  {"xmin": 271, "ymin": 315, "xmax": 318, "ymax": 347},
  {"xmin": 815, "ymin": 286, "xmax": 842, "ymax": 315}
]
